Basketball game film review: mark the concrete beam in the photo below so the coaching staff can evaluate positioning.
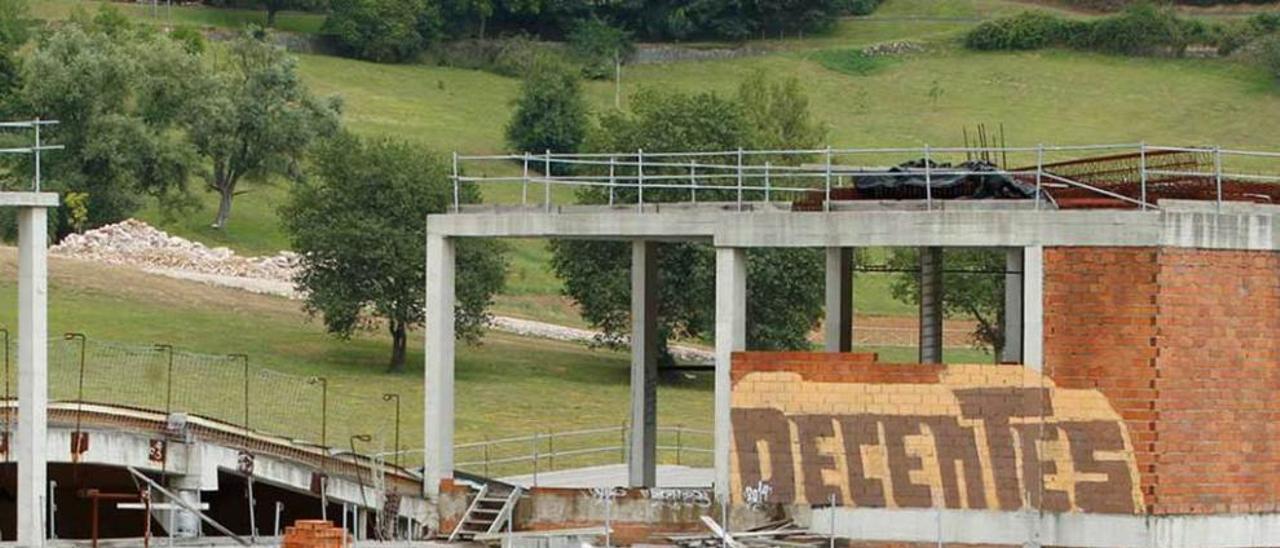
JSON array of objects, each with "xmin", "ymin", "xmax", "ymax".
[
  {"xmin": 629, "ymin": 241, "xmax": 658, "ymax": 487},
  {"xmin": 1001, "ymin": 247, "xmax": 1024, "ymax": 364},
  {"xmin": 918, "ymin": 247, "xmax": 943, "ymax": 364},
  {"xmin": 17, "ymin": 206, "xmax": 47, "ymax": 546},
  {"xmin": 424, "ymin": 234, "xmax": 456, "ymax": 498},
  {"xmin": 824, "ymin": 248, "xmax": 853, "ymax": 353},
  {"xmin": 714, "ymin": 247, "xmax": 746, "ymax": 502},
  {"xmin": 1023, "ymin": 246, "xmax": 1045, "ymax": 373},
  {"xmin": 429, "ymin": 202, "xmax": 1280, "ymax": 252}
]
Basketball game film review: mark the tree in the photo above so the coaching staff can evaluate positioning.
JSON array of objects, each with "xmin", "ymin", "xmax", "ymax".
[
  {"xmin": 262, "ymin": 0, "xmax": 325, "ymax": 27},
  {"xmin": 187, "ymin": 31, "xmax": 341, "ymax": 229},
  {"xmin": 322, "ymin": 0, "xmax": 441, "ymax": 62},
  {"xmin": 18, "ymin": 10, "xmax": 202, "ymax": 238},
  {"xmin": 505, "ymin": 57, "xmax": 589, "ymax": 158},
  {"xmin": 888, "ymin": 248, "xmax": 1006, "ymax": 358},
  {"xmin": 282, "ymin": 134, "xmax": 507, "ymax": 372},
  {"xmin": 550, "ymin": 74, "xmax": 827, "ymax": 367}
]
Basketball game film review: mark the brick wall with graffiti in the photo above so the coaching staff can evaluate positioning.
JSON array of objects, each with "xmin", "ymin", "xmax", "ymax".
[{"xmin": 729, "ymin": 353, "xmax": 1144, "ymax": 514}]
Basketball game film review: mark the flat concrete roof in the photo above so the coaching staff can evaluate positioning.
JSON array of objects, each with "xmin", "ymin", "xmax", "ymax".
[
  {"xmin": 0, "ymin": 192, "xmax": 58, "ymax": 207},
  {"xmin": 428, "ymin": 200, "xmax": 1280, "ymax": 251}
]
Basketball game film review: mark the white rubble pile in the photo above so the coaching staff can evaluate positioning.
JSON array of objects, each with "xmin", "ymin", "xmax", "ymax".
[{"xmin": 51, "ymin": 219, "xmax": 299, "ymax": 283}]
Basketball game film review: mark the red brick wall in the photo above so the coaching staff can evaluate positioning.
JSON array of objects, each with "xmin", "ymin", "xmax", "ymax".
[
  {"xmin": 1043, "ymin": 247, "xmax": 1161, "ymax": 510},
  {"xmin": 1151, "ymin": 248, "xmax": 1280, "ymax": 514},
  {"xmin": 1044, "ymin": 246, "xmax": 1280, "ymax": 515}
]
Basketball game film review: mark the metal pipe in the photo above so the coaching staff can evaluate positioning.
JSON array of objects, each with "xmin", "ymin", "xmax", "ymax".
[
  {"xmin": 924, "ymin": 145, "xmax": 933, "ymax": 210},
  {"xmin": 1214, "ymin": 146, "xmax": 1223, "ymax": 213},
  {"xmin": 452, "ymin": 151, "xmax": 460, "ymax": 213},
  {"xmin": 308, "ymin": 376, "xmax": 329, "ymax": 519},
  {"xmin": 0, "ymin": 326, "xmax": 8, "ymax": 462},
  {"xmin": 34, "ymin": 117, "xmax": 41, "ymax": 191},
  {"xmin": 230, "ymin": 354, "xmax": 249, "ymax": 434},
  {"xmin": 738, "ymin": 148, "xmax": 745, "ymax": 210},
  {"xmin": 544, "ymin": 150, "xmax": 552, "ymax": 213},
  {"xmin": 1139, "ymin": 142, "xmax": 1148, "ymax": 210},
  {"xmin": 609, "ymin": 156, "xmax": 616, "ymax": 206},
  {"xmin": 637, "ymin": 149, "xmax": 644, "ymax": 213},
  {"xmin": 154, "ymin": 344, "xmax": 174, "ymax": 415},
  {"xmin": 1035, "ymin": 144, "xmax": 1044, "ymax": 211},
  {"xmin": 382, "ymin": 393, "xmax": 401, "ymax": 468},
  {"xmin": 350, "ymin": 434, "xmax": 373, "ymax": 532},
  {"xmin": 126, "ymin": 467, "xmax": 250, "ymax": 546},
  {"xmin": 522, "ymin": 152, "xmax": 530, "ymax": 206},
  {"xmin": 824, "ymin": 147, "xmax": 832, "ymax": 212}
]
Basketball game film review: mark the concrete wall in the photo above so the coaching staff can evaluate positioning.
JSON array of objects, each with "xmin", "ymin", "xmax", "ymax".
[
  {"xmin": 728, "ymin": 352, "xmax": 1142, "ymax": 514},
  {"xmin": 1045, "ymin": 246, "xmax": 1280, "ymax": 515}
]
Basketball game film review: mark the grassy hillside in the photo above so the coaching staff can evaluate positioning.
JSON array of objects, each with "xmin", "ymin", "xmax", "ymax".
[
  {"xmin": 44, "ymin": 0, "xmax": 1280, "ymax": 323},
  {"xmin": 29, "ymin": 0, "xmax": 325, "ymax": 34}
]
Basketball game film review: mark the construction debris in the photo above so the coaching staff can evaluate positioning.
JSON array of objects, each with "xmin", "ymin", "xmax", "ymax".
[
  {"xmin": 51, "ymin": 219, "xmax": 298, "ymax": 281},
  {"xmin": 669, "ymin": 519, "xmax": 830, "ymax": 548}
]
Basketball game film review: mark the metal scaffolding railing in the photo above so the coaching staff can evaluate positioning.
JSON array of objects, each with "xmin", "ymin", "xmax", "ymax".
[{"xmin": 451, "ymin": 143, "xmax": 1280, "ymax": 214}]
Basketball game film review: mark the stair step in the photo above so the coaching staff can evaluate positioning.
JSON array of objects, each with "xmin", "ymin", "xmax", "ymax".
[{"xmin": 473, "ymin": 508, "xmax": 502, "ymax": 514}]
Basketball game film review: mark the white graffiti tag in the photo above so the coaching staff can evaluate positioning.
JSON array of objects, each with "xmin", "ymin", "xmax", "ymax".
[
  {"xmin": 642, "ymin": 488, "xmax": 712, "ymax": 509},
  {"xmin": 742, "ymin": 481, "xmax": 773, "ymax": 509}
]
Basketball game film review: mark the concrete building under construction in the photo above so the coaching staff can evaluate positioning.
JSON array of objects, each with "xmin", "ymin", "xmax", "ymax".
[{"xmin": 422, "ymin": 144, "xmax": 1280, "ymax": 547}]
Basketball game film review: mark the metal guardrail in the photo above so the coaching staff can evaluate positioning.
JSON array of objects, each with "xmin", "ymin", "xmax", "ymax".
[
  {"xmin": 0, "ymin": 119, "xmax": 64, "ymax": 192},
  {"xmin": 451, "ymin": 143, "xmax": 1280, "ymax": 214}
]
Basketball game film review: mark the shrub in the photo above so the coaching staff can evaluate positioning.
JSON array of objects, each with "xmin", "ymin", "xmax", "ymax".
[
  {"xmin": 842, "ymin": 0, "xmax": 884, "ymax": 16},
  {"xmin": 427, "ymin": 35, "xmax": 564, "ymax": 78},
  {"xmin": 505, "ymin": 58, "xmax": 589, "ymax": 158},
  {"xmin": 322, "ymin": 0, "xmax": 440, "ymax": 62},
  {"xmin": 567, "ymin": 18, "xmax": 633, "ymax": 80},
  {"xmin": 1079, "ymin": 3, "xmax": 1188, "ymax": 56},
  {"xmin": 1259, "ymin": 34, "xmax": 1280, "ymax": 80},
  {"xmin": 812, "ymin": 49, "xmax": 890, "ymax": 76},
  {"xmin": 169, "ymin": 26, "xmax": 206, "ymax": 54},
  {"xmin": 965, "ymin": 11, "xmax": 1065, "ymax": 51}
]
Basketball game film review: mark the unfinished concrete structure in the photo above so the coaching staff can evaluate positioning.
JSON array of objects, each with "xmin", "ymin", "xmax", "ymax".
[{"xmin": 425, "ymin": 144, "xmax": 1280, "ymax": 547}]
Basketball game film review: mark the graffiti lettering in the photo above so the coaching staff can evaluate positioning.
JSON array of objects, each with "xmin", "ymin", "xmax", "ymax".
[
  {"xmin": 644, "ymin": 488, "xmax": 712, "ymax": 509},
  {"xmin": 732, "ymin": 385, "xmax": 1141, "ymax": 513}
]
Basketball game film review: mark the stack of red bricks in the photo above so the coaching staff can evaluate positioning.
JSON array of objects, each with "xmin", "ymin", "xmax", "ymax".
[
  {"xmin": 731, "ymin": 351, "xmax": 942, "ymax": 386},
  {"xmin": 282, "ymin": 520, "xmax": 350, "ymax": 548}
]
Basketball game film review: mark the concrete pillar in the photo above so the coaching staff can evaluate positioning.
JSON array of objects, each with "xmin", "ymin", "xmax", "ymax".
[
  {"xmin": 168, "ymin": 474, "xmax": 201, "ymax": 538},
  {"xmin": 714, "ymin": 247, "xmax": 746, "ymax": 501},
  {"xmin": 918, "ymin": 247, "xmax": 944, "ymax": 364},
  {"xmin": 824, "ymin": 247, "xmax": 853, "ymax": 353},
  {"xmin": 1023, "ymin": 246, "xmax": 1045, "ymax": 373},
  {"xmin": 17, "ymin": 206, "xmax": 47, "ymax": 546},
  {"xmin": 424, "ymin": 234, "xmax": 456, "ymax": 498},
  {"xmin": 629, "ymin": 241, "xmax": 658, "ymax": 487},
  {"xmin": 1002, "ymin": 248, "xmax": 1025, "ymax": 364}
]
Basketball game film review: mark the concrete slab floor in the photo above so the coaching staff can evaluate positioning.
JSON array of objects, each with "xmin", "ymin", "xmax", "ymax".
[{"xmin": 501, "ymin": 464, "xmax": 714, "ymax": 489}]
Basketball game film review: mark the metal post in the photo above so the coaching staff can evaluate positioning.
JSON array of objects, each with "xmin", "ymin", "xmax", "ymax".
[
  {"xmin": 274, "ymin": 502, "xmax": 283, "ymax": 537},
  {"xmin": 48, "ymin": 480, "xmax": 57, "ymax": 540},
  {"xmin": 609, "ymin": 156, "xmax": 617, "ymax": 206},
  {"xmin": 675, "ymin": 425, "xmax": 682, "ymax": 465},
  {"xmin": 1035, "ymin": 144, "xmax": 1044, "ymax": 211},
  {"xmin": 33, "ymin": 118, "xmax": 41, "ymax": 192},
  {"xmin": 483, "ymin": 435, "xmax": 490, "ymax": 477},
  {"xmin": 247, "ymin": 472, "xmax": 257, "ymax": 542},
  {"xmin": 824, "ymin": 147, "xmax": 833, "ymax": 212},
  {"xmin": 605, "ymin": 491, "xmax": 613, "ymax": 548},
  {"xmin": 637, "ymin": 149, "xmax": 644, "ymax": 213},
  {"xmin": 689, "ymin": 160, "xmax": 697, "ymax": 203},
  {"xmin": 0, "ymin": 327, "xmax": 8, "ymax": 462},
  {"xmin": 66, "ymin": 333, "xmax": 86, "ymax": 447},
  {"xmin": 764, "ymin": 162, "xmax": 771, "ymax": 203},
  {"xmin": 231, "ymin": 354, "xmax": 249, "ymax": 434},
  {"xmin": 452, "ymin": 152, "xmax": 460, "ymax": 213},
  {"xmin": 829, "ymin": 493, "xmax": 836, "ymax": 548},
  {"xmin": 548, "ymin": 431, "xmax": 555, "ymax": 471},
  {"xmin": 522, "ymin": 152, "xmax": 530, "ymax": 206},
  {"xmin": 155, "ymin": 344, "xmax": 174, "ymax": 415},
  {"xmin": 1214, "ymin": 146, "xmax": 1223, "ymax": 212},
  {"xmin": 531, "ymin": 432, "xmax": 539, "ymax": 487},
  {"xmin": 544, "ymin": 150, "xmax": 552, "ymax": 213},
  {"xmin": 1139, "ymin": 142, "xmax": 1148, "ymax": 210},
  {"xmin": 309, "ymin": 376, "xmax": 329, "ymax": 519},
  {"xmin": 619, "ymin": 421, "xmax": 626, "ymax": 463},
  {"xmin": 382, "ymin": 393, "xmax": 401, "ymax": 468},
  {"xmin": 737, "ymin": 148, "xmax": 745, "ymax": 210},
  {"xmin": 924, "ymin": 145, "xmax": 933, "ymax": 211}
]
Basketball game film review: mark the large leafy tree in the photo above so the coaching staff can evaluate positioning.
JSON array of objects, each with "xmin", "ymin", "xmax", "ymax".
[
  {"xmin": 187, "ymin": 31, "xmax": 341, "ymax": 229},
  {"xmin": 282, "ymin": 134, "xmax": 507, "ymax": 372},
  {"xmin": 0, "ymin": 0, "xmax": 28, "ymax": 119},
  {"xmin": 18, "ymin": 9, "xmax": 202, "ymax": 238},
  {"xmin": 550, "ymin": 73, "xmax": 827, "ymax": 367},
  {"xmin": 888, "ymin": 248, "xmax": 1006, "ymax": 359},
  {"xmin": 505, "ymin": 57, "xmax": 589, "ymax": 158},
  {"xmin": 322, "ymin": 0, "xmax": 442, "ymax": 62}
]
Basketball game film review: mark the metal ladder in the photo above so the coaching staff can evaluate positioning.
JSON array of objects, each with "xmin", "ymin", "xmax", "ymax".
[{"xmin": 448, "ymin": 483, "xmax": 521, "ymax": 542}]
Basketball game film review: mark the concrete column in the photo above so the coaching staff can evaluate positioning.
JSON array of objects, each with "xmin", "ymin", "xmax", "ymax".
[
  {"xmin": 918, "ymin": 247, "xmax": 944, "ymax": 364},
  {"xmin": 17, "ymin": 206, "xmax": 47, "ymax": 546},
  {"xmin": 1023, "ymin": 246, "xmax": 1045, "ymax": 373},
  {"xmin": 714, "ymin": 247, "xmax": 746, "ymax": 501},
  {"xmin": 1002, "ymin": 248, "xmax": 1025, "ymax": 364},
  {"xmin": 629, "ymin": 241, "xmax": 658, "ymax": 487},
  {"xmin": 424, "ymin": 234, "xmax": 456, "ymax": 498},
  {"xmin": 168, "ymin": 474, "xmax": 201, "ymax": 538},
  {"xmin": 824, "ymin": 247, "xmax": 853, "ymax": 353}
]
